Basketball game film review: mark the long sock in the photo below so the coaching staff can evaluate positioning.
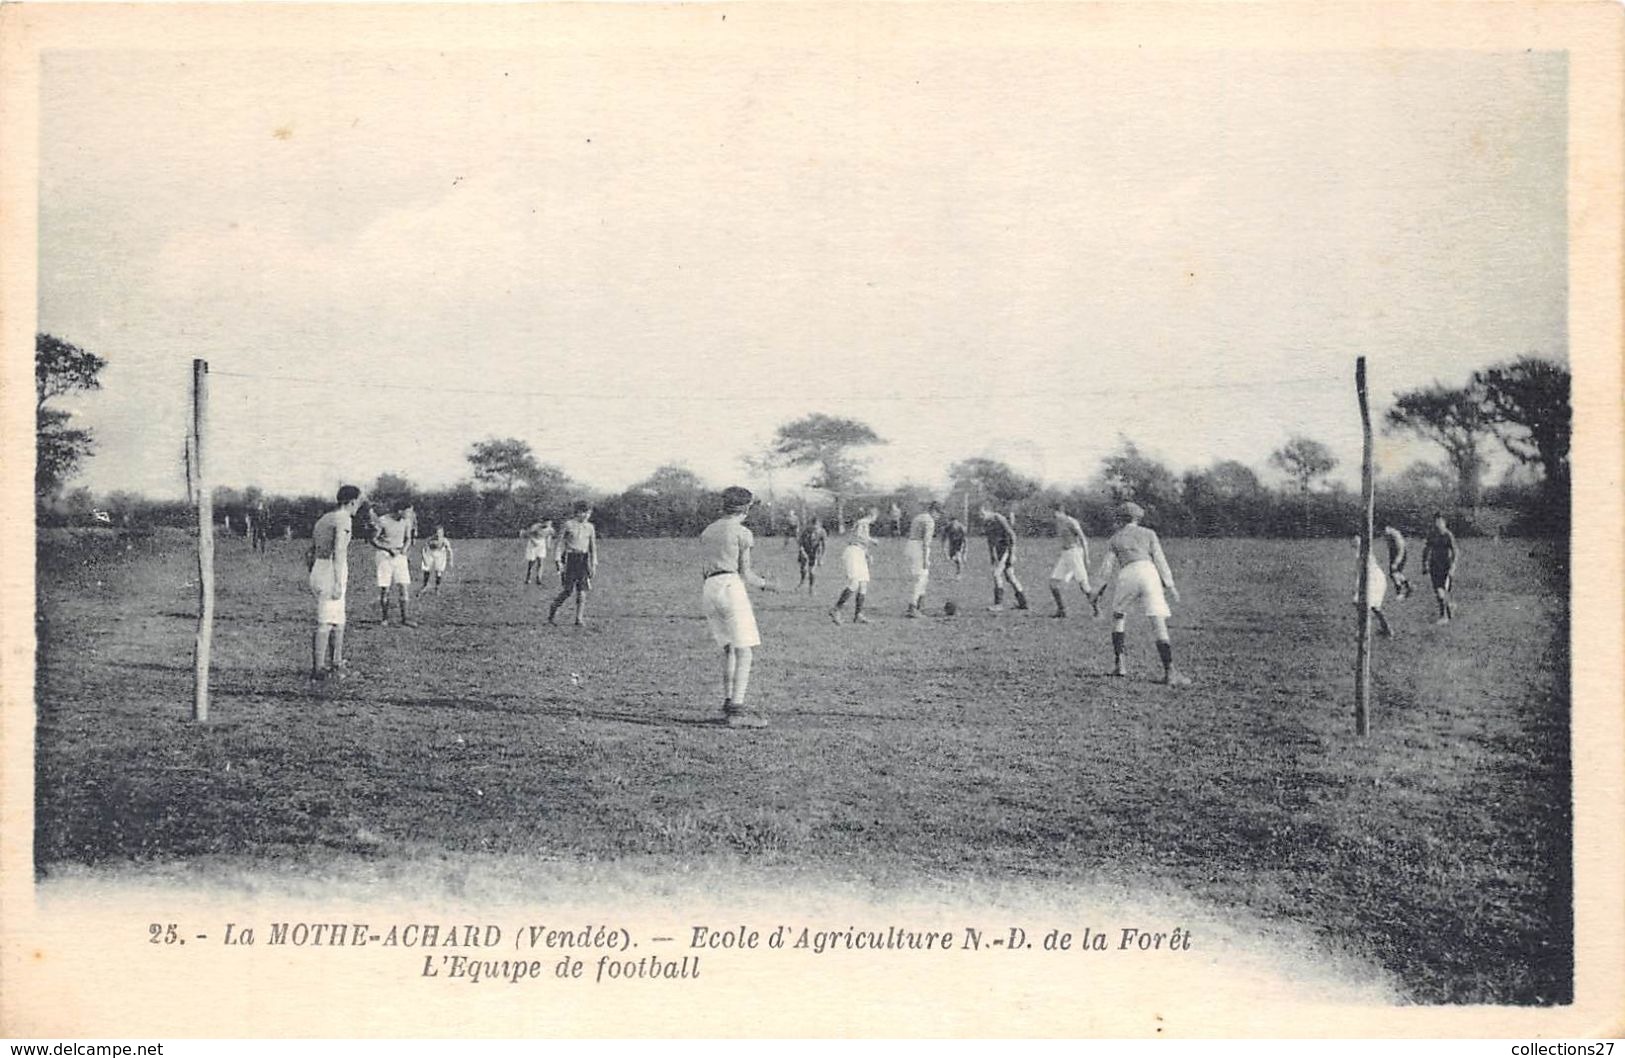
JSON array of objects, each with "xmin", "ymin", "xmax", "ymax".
[
  {"xmin": 1014, "ymin": 588, "xmax": 1029, "ymax": 609},
  {"xmin": 401, "ymin": 598, "xmax": 410, "ymax": 624},
  {"xmin": 1156, "ymin": 640, "xmax": 1173, "ymax": 671},
  {"xmin": 993, "ymin": 586, "xmax": 1004, "ymax": 606},
  {"xmin": 834, "ymin": 588, "xmax": 852, "ymax": 611},
  {"xmin": 1112, "ymin": 631, "xmax": 1126, "ymax": 660},
  {"xmin": 1051, "ymin": 586, "xmax": 1066, "ymax": 613},
  {"xmin": 854, "ymin": 592, "xmax": 866, "ymax": 618}
]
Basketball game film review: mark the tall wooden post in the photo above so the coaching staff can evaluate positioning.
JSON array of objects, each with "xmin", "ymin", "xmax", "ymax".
[
  {"xmin": 1354, "ymin": 357, "xmax": 1374, "ymax": 736},
  {"xmin": 192, "ymin": 359, "xmax": 214, "ymax": 722}
]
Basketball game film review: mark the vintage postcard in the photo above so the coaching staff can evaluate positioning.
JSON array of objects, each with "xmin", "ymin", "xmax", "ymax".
[{"xmin": 1, "ymin": 2, "xmax": 1620, "ymax": 1040}]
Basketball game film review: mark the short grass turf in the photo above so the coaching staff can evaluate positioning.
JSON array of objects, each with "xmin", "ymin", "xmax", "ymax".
[{"xmin": 33, "ymin": 532, "xmax": 1572, "ymax": 1004}]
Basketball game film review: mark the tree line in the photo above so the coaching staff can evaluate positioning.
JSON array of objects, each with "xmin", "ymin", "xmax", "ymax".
[{"xmin": 35, "ymin": 334, "xmax": 1570, "ymax": 539}]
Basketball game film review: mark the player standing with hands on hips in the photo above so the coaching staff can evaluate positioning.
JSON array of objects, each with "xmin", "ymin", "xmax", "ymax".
[
  {"xmin": 700, "ymin": 487, "xmax": 779, "ymax": 728},
  {"xmin": 1090, "ymin": 502, "xmax": 1190, "ymax": 686}
]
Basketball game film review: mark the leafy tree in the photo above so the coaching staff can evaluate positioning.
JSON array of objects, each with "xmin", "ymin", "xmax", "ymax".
[
  {"xmin": 467, "ymin": 438, "xmax": 544, "ymax": 493},
  {"xmin": 1392, "ymin": 460, "xmax": 1455, "ymax": 495},
  {"xmin": 1182, "ymin": 460, "xmax": 1266, "ymax": 536},
  {"xmin": 1095, "ymin": 438, "xmax": 1188, "ymax": 531},
  {"xmin": 1384, "ymin": 383, "xmax": 1490, "ymax": 509},
  {"xmin": 948, "ymin": 457, "xmax": 1040, "ymax": 509},
  {"xmin": 1097, "ymin": 438, "xmax": 1177, "ymax": 504},
  {"xmin": 370, "ymin": 472, "xmax": 417, "ymax": 511},
  {"xmin": 633, "ymin": 464, "xmax": 706, "ymax": 496},
  {"xmin": 771, "ymin": 414, "xmax": 884, "ymax": 528},
  {"xmin": 35, "ymin": 333, "xmax": 106, "ymax": 497},
  {"xmin": 1269, "ymin": 436, "xmax": 1339, "ymax": 493},
  {"xmin": 1198, "ymin": 459, "xmax": 1265, "ymax": 499},
  {"xmin": 1474, "ymin": 356, "xmax": 1571, "ymax": 490}
]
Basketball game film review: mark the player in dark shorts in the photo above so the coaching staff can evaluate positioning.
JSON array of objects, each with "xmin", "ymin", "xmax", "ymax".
[
  {"xmin": 1421, "ymin": 512, "xmax": 1458, "ymax": 624},
  {"xmin": 548, "ymin": 500, "xmax": 599, "ymax": 626},
  {"xmin": 1379, "ymin": 520, "xmax": 1413, "ymax": 599},
  {"xmin": 796, "ymin": 516, "xmax": 828, "ymax": 594},
  {"xmin": 978, "ymin": 503, "xmax": 1029, "ymax": 612},
  {"xmin": 944, "ymin": 517, "xmax": 969, "ymax": 578}
]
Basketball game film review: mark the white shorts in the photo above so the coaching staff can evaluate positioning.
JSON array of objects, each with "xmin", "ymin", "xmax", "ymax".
[
  {"xmin": 1051, "ymin": 546, "xmax": 1091, "ymax": 585},
  {"xmin": 1357, "ymin": 561, "xmax": 1388, "ymax": 608},
  {"xmin": 375, "ymin": 551, "xmax": 412, "ymax": 588},
  {"xmin": 308, "ymin": 558, "xmax": 348, "ymax": 626},
  {"xmin": 524, "ymin": 542, "xmax": 546, "ymax": 561},
  {"xmin": 422, "ymin": 550, "xmax": 449, "ymax": 573},
  {"xmin": 842, "ymin": 544, "xmax": 871, "ymax": 584},
  {"xmin": 702, "ymin": 574, "xmax": 761, "ymax": 648},
  {"xmin": 904, "ymin": 540, "xmax": 927, "ymax": 576},
  {"xmin": 1110, "ymin": 561, "xmax": 1171, "ymax": 619}
]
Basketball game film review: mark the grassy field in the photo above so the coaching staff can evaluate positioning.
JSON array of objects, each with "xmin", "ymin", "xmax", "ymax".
[{"xmin": 33, "ymin": 530, "xmax": 1571, "ymax": 1005}]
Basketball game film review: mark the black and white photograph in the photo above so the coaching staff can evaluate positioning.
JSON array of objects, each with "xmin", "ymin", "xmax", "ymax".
[{"xmin": 2, "ymin": 2, "xmax": 1620, "ymax": 1042}]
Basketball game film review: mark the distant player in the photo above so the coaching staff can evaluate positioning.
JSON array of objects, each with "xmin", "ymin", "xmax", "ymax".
[
  {"xmin": 522, "ymin": 519, "xmax": 556, "ymax": 585},
  {"xmin": 1048, "ymin": 502, "xmax": 1100, "ymax": 619},
  {"xmin": 1354, "ymin": 535, "xmax": 1394, "ymax": 637},
  {"xmin": 700, "ymin": 486, "xmax": 779, "ymax": 728},
  {"xmin": 548, "ymin": 501, "xmax": 598, "ymax": 626},
  {"xmin": 944, "ymin": 516, "xmax": 969, "ymax": 578},
  {"xmin": 903, "ymin": 501, "xmax": 941, "ymax": 617},
  {"xmin": 250, "ymin": 503, "xmax": 269, "ymax": 553},
  {"xmin": 1379, "ymin": 520, "xmax": 1413, "ymax": 599},
  {"xmin": 420, "ymin": 526, "xmax": 454, "ymax": 591},
  {"xmin": 980, "ymin": 502, "xmax": 1029, "ymax": 612},
  {"xmin": 371, "ymin": 502, "xmax": 418, "ymax": 627},
  {"xmin": 1089, "ymin": 502, "xmax": 1190, "ymax": 686},
  {"xmin": 1421, "ymin": 512, "xmax": 1459, "ymax": 624},
  {"xmin": 829, "ymin": 505, "xmax": 880, "ymax": 624},
  {"xmin": 796, "ymin": 516, "xmax": 828, "ymax": 593},
  {"xmin": 889, "ymin": 501, "xmax": 903, "ymax": 537},
  {"xmin": 308, "ymin": 485, "xmax": 363, "ymax": 682}
]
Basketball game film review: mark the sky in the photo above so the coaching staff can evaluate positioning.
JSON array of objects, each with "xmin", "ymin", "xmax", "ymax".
[{"xmin": 37, "ymin": 44, "xmax": 1566, "ymax": 501}]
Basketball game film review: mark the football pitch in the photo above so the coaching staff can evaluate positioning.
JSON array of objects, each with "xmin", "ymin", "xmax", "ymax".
[{"xmin": 33, "ymin": 532, "xmax": 1571, "ymax": 1005}]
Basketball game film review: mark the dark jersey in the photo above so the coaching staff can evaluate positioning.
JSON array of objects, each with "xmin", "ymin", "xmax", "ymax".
[
  {"xmin": 1422, "ymin": 528, "xmax": 1456, "ymax": 572},
  {"xmin": 984, "ymin": 514, "xmax": 1016, "ymax": 558},
  {"xmin": 944, "ymin": 522, "xmax": 968, "ymax": 553},
  {"xmin": 797, "ymin": 525, "xmax": 827, "ymax": 557}
]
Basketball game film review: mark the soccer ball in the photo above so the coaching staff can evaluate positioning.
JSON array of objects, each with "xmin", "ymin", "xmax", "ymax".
[{"xmin": 943, "ymin": 601, "xmax": 958, "ymax": 617}]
